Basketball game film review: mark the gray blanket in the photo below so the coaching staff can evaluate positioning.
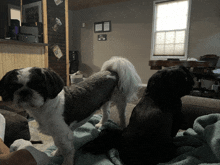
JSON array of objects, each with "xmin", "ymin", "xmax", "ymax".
[
  {"xmin": 44, "ymin": 113, "xmax": 220, "ymax": 165},
  {"xmin": 44, "ymin": 115, "xmax": 121, "ymax": 165},
  {"xmin": 159, "ymin": 113, "xmax": 220, "ymax": 165}
]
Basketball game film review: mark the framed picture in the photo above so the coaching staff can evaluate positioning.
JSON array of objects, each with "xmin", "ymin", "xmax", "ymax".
[
  {"xmin": 94, "ymin": 21, "xmax": 111, "ymax": 33},
  {"xmin": 103, "ymin": 21, "xmax": 111, "ymax": 32},
  {"xmin": 94, "ymin": 22, "xmax": 103, "ymax": 32}
]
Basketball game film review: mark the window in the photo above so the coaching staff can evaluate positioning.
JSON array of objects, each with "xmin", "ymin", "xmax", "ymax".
[{"xmin": 151, "ymin": 0, "xmax": 191, "ymax": 60}]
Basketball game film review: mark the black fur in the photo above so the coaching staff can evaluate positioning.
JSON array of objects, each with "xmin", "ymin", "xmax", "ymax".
[
  {"xmin": 0, "ymin": 69, "xmax": 20, "ymax": 101},
  {"xmin": 41, "ymin": 68, "xmax": 64, "ymax": 99},
  {"xmin": 0, "ymin": 67, "xmax": 65, "ymax": 102},
  {"xmin": 81, "ymin": 65, "xmax": 194, "ymax": 165}
]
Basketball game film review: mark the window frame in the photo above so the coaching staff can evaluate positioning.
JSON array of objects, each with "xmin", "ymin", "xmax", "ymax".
[{"xmin": 150, "ymin": 0, "xmax": 192, "ymax": 60}]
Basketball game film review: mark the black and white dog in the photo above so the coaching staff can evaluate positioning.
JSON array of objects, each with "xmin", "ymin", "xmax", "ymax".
[
  {"xmin": 0, "ymin": 56, "xmax": 142, "ymax": 165},
  {"xmin": 81, "ymin": 65, "xmax": 195, "ymax": 165}
]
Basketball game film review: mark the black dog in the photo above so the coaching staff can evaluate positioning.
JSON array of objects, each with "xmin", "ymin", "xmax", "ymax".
[{"xmin": 81, "ymin": 65, "xmax": 194, "ymax": 165}]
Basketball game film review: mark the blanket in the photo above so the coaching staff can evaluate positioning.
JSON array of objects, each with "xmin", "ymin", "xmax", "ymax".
[
  {"xmin": 159, "ymin": 113, "xmax": 220, "ymax": 165},
  {"xmin": 44, "ymin": 113, "xmax": 220, "ymax": 165},
  {"xmin": 44, "ymin": 115, "xmax": 122, "ymax": 165}
]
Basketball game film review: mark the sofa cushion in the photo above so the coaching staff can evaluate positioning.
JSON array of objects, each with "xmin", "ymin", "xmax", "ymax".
[
  {"xmin": 0, "ymin": 109, "xmax": 30, "ymax": 147},
  {"xmin": 181, "ymin": 96, "xmax": 220, "ymax": 129}
]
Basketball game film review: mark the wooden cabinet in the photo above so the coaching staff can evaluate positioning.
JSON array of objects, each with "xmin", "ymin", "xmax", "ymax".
[
  {"xmin": 0, "ymin": 42, "xmax": 46, "ymax": 78},
  {"xmin": 0, "ymin": 0, "xmax": 70, "ymax": 86}
]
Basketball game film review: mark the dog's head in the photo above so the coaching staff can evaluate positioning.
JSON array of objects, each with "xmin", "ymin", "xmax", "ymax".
[
  {"xmin": 0, "ymin": 67, "xmax": 64, "ymax": 109},
  {"xmin": 147, "ymin": 65, "xmax": 194, "ymax": 101}
]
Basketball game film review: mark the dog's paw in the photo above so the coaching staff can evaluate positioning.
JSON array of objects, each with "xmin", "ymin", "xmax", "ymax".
[
  {"xmin": 95, "ymin": 123, "xmax": 103, "ymax": 129},
  {"xmin": 10, "ymin": 139, "xmax": 33, "ymax": 152}
]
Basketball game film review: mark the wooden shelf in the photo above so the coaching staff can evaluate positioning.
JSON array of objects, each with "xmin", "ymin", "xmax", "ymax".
[
  {"xmin": 0, "ymin": 39, "xmax": 49, "ymax": 47},
  {"xmin": 149, "ymin": 60, "xmax": 215, "ymax": 70}
]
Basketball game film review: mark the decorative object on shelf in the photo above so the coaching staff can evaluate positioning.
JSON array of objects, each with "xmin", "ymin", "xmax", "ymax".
[
  {"xmin": 51, "ymin": 45, "xmax": 63, "ymax": 59},
  {"xmin": 54, "ymin": 0, "xmax": 63, "ymax": 6},
  {"xmin": 94, "ymin": 21, "xmax": 111, "ymax": 33},
  {"xmin": 52, "ymin": 18, "xmax": 62, "ymax": 31},
  {"xmin": 98, "ymin": 34, "xmax": 107, "ymax": 41}
]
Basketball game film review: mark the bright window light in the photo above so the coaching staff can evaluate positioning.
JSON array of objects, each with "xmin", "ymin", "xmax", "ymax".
[{"xmin": 152, "ymin": 0, "xmax": 190, "ymax": 59}]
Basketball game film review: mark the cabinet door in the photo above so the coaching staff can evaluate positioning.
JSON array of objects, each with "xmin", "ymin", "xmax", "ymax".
[{"xmin": 0, "ymin": 44, "xmax": 45, "ymax": 79}]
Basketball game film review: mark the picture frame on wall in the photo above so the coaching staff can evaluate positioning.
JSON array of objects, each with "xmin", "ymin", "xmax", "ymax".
[
  {"xmin": 94, "ymin": 21, "xmax": 111, "ymax": 33},
  {"xmin": 103, "ymin": 21, "xmax": 111, "ymax": 32},
  {"xmin": 94, "ymin": 22, "xmax": 103, "ymax": 32}
]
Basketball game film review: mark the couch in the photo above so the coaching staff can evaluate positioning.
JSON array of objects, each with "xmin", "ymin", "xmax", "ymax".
[{"xmin": 107, "ymin": 86, "xmax": 220, "ymax": 131}]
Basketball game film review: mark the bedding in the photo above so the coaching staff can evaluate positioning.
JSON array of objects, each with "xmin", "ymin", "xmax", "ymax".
[
  {"xmin": 44, "ymin": 114, "xmax": 220, "ymax": 165},
  {"xmin": 44, "ymin": 115, "xmax": 122, "ymax": 165},
  {"xmin": 159, "ymin": 113, "xmax": 220, "ymax": 165}
]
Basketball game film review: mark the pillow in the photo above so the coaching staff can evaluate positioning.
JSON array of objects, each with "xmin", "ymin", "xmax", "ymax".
[{"xmin": 0, "ymin": 109, "xmax": 30, "ymax": 147}]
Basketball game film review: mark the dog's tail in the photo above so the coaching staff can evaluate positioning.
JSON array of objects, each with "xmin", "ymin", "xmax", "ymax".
[
  {"xmin": 80, "ymin": 128, "xmax": 122, "ymax": 155},
  {"xmin": 101, "ymin": 56, "xmax": 142, "ymax": 102}
]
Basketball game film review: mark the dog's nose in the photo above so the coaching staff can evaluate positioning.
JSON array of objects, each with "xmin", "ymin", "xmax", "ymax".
[{"xmin": 19, "ymin": 89, "xmax": 32, "ymax": 98}]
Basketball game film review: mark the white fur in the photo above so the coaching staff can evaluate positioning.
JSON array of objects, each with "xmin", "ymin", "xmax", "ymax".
[
  {"xmin": 17, "ymin": 67, "xmax": 32, "ymax": 85},
  {"xmin": 25, "ymin": 89, "xmax": 65, "ymax": 135},
  {"xmin": 101, "ymin": 56, "xmax": 142, "ymax": 102},
  {"xmin": 0, "ymin": 114, "xmax": 5, "ymax": 142},
  {"xmin": 25, "ymin": 89, "xmax": 75, "ymax": 165},
  {"xmin": 95, "ymin": 56, "xmax": 142, "ymax": 128},
  {"xmin": 13, "ymin": 87, "xmax": 44, "ymax": 109},
  {"xmin": 23, "ymin": 89, "xmax": 96, "ymax": 165},
  {"xmin": 13, "ymin": 67, "xmax": 45, "ymax": 109}
]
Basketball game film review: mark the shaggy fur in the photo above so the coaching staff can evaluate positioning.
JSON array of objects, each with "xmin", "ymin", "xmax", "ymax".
[
  {"xmin": 81, "ymin": 65, "xmax": 195, "ymax": 165},
  {"xmin": 0, "ymin": 56, "xmax": 141, "ymax": 165}
]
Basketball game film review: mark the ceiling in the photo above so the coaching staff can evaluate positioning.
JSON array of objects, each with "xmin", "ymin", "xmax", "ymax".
[{"xmin": 68, "ymin": 0, "xmax": 131, "ymax": 10}]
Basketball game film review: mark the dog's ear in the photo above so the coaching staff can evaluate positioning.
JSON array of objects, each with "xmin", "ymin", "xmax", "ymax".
[
  {"xmin": 0, "ymin": 78, "xmax": 4, "ymax": 96},
  {"xmin": 146, "ymin": 69, "xmax": 167, "ymax": 96},
  {"xmin": 178, "ymin": 65, "xmax": 195, "ymax": 82},
  {"xmin": 0, "ymin": 69, "xmax": 19, "ymax": 99},
  {"xmin": 0, "ymin": 79, "xmax": 2, "ymax": 96},
  {"xmin": 42, "ymin": 68, "xmax": 65, "ymax": 99}
]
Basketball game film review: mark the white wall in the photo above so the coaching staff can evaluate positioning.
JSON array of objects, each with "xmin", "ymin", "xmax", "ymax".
[{"xmin": 69, "ymin": 0, "xmax": 220, "ymax": 83}]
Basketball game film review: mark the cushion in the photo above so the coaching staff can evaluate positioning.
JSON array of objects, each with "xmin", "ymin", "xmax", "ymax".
[
  {"xmin": 181, "ymin": 96, "xmax": 220, "ymax": 129},
  {"xmin": 0, "ymin": 109, "xmax": 30, "ymax": 147}
]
